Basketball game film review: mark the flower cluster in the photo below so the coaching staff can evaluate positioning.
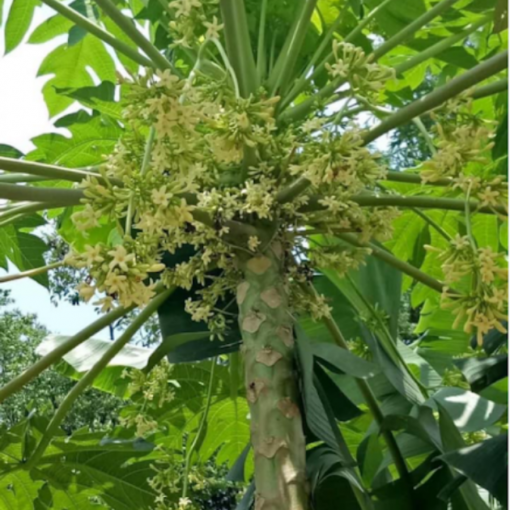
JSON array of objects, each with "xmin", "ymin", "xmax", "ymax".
[
  {"xmin": 67, "ymin": 58, "xmax": 398, "ymax": 336},
  {"xmin": 168, "ymin": 0, "xmax": 221, "ymax": 47},
  {"xmin": 427, "ymin": 235, "xmax": 508, "ymax": 345},
  {"xmin": 420, "ymin": 97, "xmax": 507, "ymax": 213},
  {"xmin": 119, "ymin": 361, "xmax": 175, "ymax": 436},
  {"xmin": 420, "ymin": 121, "xmax": 494, "ymax": 183},
  {"xmin": 326, "ymin": 41, "xmax": 395, "ymax": 98},
  {"xmin": 67, "ymin": 243, "xmax": 164, "ymax": 311}
]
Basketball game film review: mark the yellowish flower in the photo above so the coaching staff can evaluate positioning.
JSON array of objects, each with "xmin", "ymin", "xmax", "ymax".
[
  {"xmin": 108, "ymin": 245, "xmax": 135, "ymax": 272},
  {"xmin": 84, "ymin": 244, "xmax": 104, "ymax": 265},
  {"xmin": 203, "ymin": 16, "xmax": 223, "ymax": 40},
  {"xmin": 94, "ymin": 296, "xmax": 115, "ymax": 313},
  {"xmin": 77, "ymin": 283, "xmax": 95, "ymax": 302},
  {"xmin": 104, "ymin": 272, "xmax": 128, "ymax": 294},
  {"xmin": 248, "ymin": 236, "xmax": 261, "ymax": 252},
  {"xmin": 151, "ymin": 185, "xmax": 173, "ymax": 207}
]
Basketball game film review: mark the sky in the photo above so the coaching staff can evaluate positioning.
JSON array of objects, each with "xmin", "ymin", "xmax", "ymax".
[{"xmin": 0, "ymin": 1, "xmax": 111, "ymax": 340}]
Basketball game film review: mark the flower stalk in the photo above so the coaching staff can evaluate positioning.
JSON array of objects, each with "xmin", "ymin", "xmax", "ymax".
[
  {"xmin": 0, "ymin": 262, "xmax": 63, "ymax": 284},
  {"xmin": 93, "ymin": 0, "xmax": 173, "ymax": 71},
  {"xmin": 40, "ymin": 0, "xmax": 154, "ymax": 69}
]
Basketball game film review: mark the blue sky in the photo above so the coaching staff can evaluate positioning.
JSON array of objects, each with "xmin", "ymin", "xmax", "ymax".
[{"xmin": 0, "ymin": 1, "xmax": 110, "ymax": 340}]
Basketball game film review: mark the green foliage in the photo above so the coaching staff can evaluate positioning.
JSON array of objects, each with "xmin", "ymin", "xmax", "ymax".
[
  {"xmin": 0, "ymin": 290, "xmax": 123, "ymax": 432},
  {"xmin": 3, "ymin": 0, "xmax": 38, "ymax": 54}
]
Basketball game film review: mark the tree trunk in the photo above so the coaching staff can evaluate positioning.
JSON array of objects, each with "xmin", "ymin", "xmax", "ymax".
[{"xmin": 237, "ymin": 243, "xmax": 308, "ymax": 510}]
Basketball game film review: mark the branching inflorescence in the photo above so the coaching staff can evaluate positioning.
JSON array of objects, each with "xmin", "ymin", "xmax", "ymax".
[
  {"xmin": 61, "ymin": 6, "xmax": 507, "ymax": 350},
  {"xmin": 66, "ymin": 32, "xmax": 404, "ymax": 340}
]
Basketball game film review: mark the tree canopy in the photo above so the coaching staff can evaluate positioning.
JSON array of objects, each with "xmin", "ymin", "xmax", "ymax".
[{"xmin": 0, "ymin": 0, "xmax": 507, "ymax": 509}]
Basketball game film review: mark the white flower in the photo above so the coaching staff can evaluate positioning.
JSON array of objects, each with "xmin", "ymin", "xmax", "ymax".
[
  {"xmin": 104, "ymin": 272, "xmax": 128, "ymax": 294},
  {"xmin": 203, "ymin": 16, "xmax": 223, "ymax": 40},
  {"xmin": 151, "ymin": 186, "xmax": 173, "ymax": 207},
  {"xmin": 108, "ymin": 245, "xmax": 135, "ymax": 272},
  {"xmin": 83, "ymin": 244, "xmax": 104, "ymax": 265},
  {"xmin": 178, "ymin": 497, "xmax": 192, "ymax": 509},
  {"xmin": 248, "ymin": 236, "xmax": 261, "ymax": 252},
  {"xmin": 94, "ymin": 296, "xmax": 115, "ymax": 313},
  {"xmin": 77, "ymin": 283, "xmax": 95, "ymax": 302}
]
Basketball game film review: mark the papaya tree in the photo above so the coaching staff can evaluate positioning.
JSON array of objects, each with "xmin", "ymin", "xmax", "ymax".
[{"xmin": 0, "ymin": 0, "xmax": 508, "ymax": 509}]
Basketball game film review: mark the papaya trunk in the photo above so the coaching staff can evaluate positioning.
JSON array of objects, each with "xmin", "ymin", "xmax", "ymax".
[{"xmin": 237, "ymin": 243, "xmax": 308, "ymax": 510}]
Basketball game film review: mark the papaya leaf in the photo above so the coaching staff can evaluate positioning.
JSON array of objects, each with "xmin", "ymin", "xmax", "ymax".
[{"xmin": 4, "ymin": 0, "xmax": 38, "ymax": 54}]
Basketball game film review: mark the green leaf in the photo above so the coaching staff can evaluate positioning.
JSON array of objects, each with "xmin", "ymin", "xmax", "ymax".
[
  {"xmin": 37, "ymin": 35, "xmax": 116, "ymax": 116},
  {"xmin": 500, "ymin": 221, "xmax": 508, "ymax": 249},
  {"xmin": 372, "ymin": 463, "xmax": 452, "ymax": 510},
  {"xmin": 321, "ymin": 244, "xmax": 402, "ymax": 340},
  {"xmin": 295, "ymin": 328, "xmax": 355, "ymax": 466},
  {"xmin": 403, "ymin": 61, "xmax": 428, "ymax": 90},
  {"xmin": 67, "ymin": 24, "xmax": 87, "ymax": 46},
  {"xmin": 199, "ymin": 397, "xmax": 251, "ymax": 468},
  {"xmin": 39, "ymin": 432, "xmax": 158, "ymax": 509},
  {"xmin": 454, "ymin": 355, "xmax": 507, "ymax": 392},
  {"xmin": 311, "ymin": 342, "xmax": 381, "ymax": 379},
  {"xmin": 307, "ymin": 444, "xmax": 368, "ymax": 510},
  {"xmin": 0, "ymin": 226, "xmax": 49, "ymax": 286},
  {"xmin": 58, "ymin": 207, "xmax": 117, "ymax": 252},
  {"xmin": 0, "ymin": 419, "xmax": 159, "ymax": 509},
  {"xmin": 494, "ymin": 0, "xmax": 508, "ymax": 32},
  {"xmin": 146, "ymin": 331, "xmax": 214, "ymax": 369},
  {"xmin": 437, "ymin": 403, "xmax": 491, "ymax": 510},
  {"xmin": 28, "ymin": 115, "xmax": 122, "ymax": 168},
  {"xmin": 0, "ymin": 470, "xmax": 44, "ymax": 510},
  {"xmin": 356, "ymin": 433, "xmax": 385, "ymax": 487},
  {"xmin": 493, "ymin": 107, "xmax": 508, "ymax": 160},
  {"xmin": 0, "ymin": 144, "xmax": 24, "ymax": 159},
  {"xmin": 430, "ymin": 387, "xmax": 506, "ymax": 433},
  {"xmin": 236, "ymin": 481, "xmax": 255, "ymax": 510},
  {"xmin": 226, "ymin": 443, "xmax": 251, "ymax": 482},
  {"xmin": 314, "ymin": 362, "xmax": 363, "ymax": 422},
  {"xmin": 365, "ymin": 0, "xmax": 426, "ymax": 37},
  {"xmin": 4, "ymin": 0, "xmax": 38, "ymax": 54},
  {"xmin": 474, "ymin": 323, "xmax": 508, "ymax": 355},
  {"xmin": 471, "ymin": 214, "xmax": 499, "ymax": 251},
  {"xmin": 362, "ymin": 328, "xmax": 426, "ymax": 405},
  {"xmin": 441, "ymin": 433, "xmax": 508, "ymax": 506},
  {"xmin": 28, "ymin": 14, "xmax": 73, "ymax": 44},
  {"xmin": 479, "ymin": 377, "xmax": 508, "ymax": 405},
  {"xmin": 164, "ymin": 335, "xmax": 241, "ymax": 364},
  {"xmin": 385, "ymin": 210, "xmax": 425, "ymax": 262},
  {"xmin": 55, "ymin": 81, "xmax": 123, "ymax": 120}
]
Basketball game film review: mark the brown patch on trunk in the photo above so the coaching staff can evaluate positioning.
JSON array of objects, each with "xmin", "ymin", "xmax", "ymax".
[
  {"xmin": 242, "ymin": 312, "xmax": 266, "ymax": 333},
  {"xmin": 256, "ymin": 347, "xmax": 283, "ymax": 366},
  {"xmin": 277, "ymin": 326, "xmax": 294, "ymax": 347},
  {"xmin": 257, "ymin": 436, "xmax": 288, "ymax": 458},
  {"xmin": 260, "ymin": 288, "xmax": 282, "ymax": 309},
  {"xmin": 236, "ymin": 281, "xmax": 250, "ymax": 305},
  {"xmin": 247, "ymin": 378, "xmax": 269, "ymax": 403},
  {"xmin": 247, "ymin": 256, "xmax": 272, "ymax": 275},
  {"xmin": 277, "ymin": 397, "xmax": 300, "ymax": 419}
]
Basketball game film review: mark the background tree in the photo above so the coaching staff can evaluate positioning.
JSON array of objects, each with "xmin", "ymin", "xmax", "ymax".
[{"xmin": 0, "ymin": 289, "xmax": 123, "ymax": 431}]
